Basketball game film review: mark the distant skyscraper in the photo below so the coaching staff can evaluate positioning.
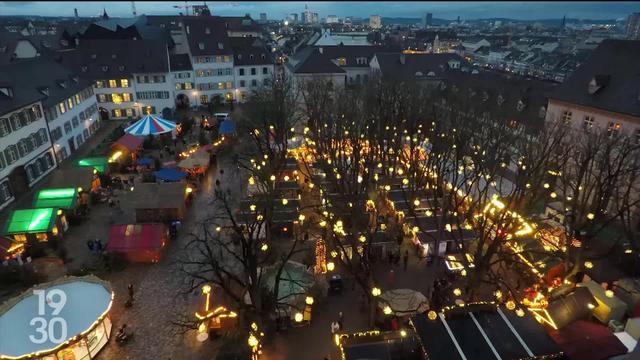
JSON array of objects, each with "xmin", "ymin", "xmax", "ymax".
[
  {"xmin": 326, "ymin": 15, "xmax": 339, "ymax": 24},
  {"xmin": 259, "ymin": 13, "xmax": 267, "ymax": 23},
  {"xmin": 311, "ymin": 13, "xmax": 319, "ymax": 24},
  {"xmin": 74, "ymin": 8, "xmax": 78, "ymax": 18},
  {"xmin": 626, "ymin": 12, "xmax": 640, "ymax": 40},
  {"xmin": 422, "ymin": 13, "xmax": 433, "ymax": 28},
  {"xmin": 289, "ymin": 13, "xmax": 298, "ymax": 23},
  {"xmin": 370, "ymin": 15, "xmax": 381, "ymax": 29}
]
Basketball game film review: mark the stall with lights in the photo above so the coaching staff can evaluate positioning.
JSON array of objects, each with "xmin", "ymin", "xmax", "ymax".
[
  {"xmin": 2, "ymin": 208, "xmax": 68, "ymax": 256},
  {"xmin": 410, "ymin": 302, "xmax": 565, "ymax": 360},
  {"xmin": 76, "ymin": 157, "xmax": 110, "ymax": 174},
  {"xmin": 129, "ymin": 182, "xmax": 189, "ymax": 223},
  {"xmin": 106, "ymin": 223, "xmax": 169, "ymax": 263},
  {"xmin": 33, "ymin": 188, "xmax": 83, "ymax": 215},
  {"xmin": 194, "ymin": 285, "xmax": 238, "ymax": 342},
  {"xmin": 0, "ymin": 275, "xmax": 113, "ymax": 360},
  {"xmin": 335, "ymin": 329, "xmax": 422, "ymax": 360}
]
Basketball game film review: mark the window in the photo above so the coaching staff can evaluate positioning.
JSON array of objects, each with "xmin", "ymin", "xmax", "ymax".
[
  {"xmin": 176, "ymin": 83, "xmax": 182, "ymax": 90},
  {"xmin": 337, "ymin": 58, "xmax": 346, "ymax": 66},
  {"xmin": 108, "ymin": 80, "xmax": 117, "ymax": 88},
  {"xmin": 51, "ymin": 127, "xmax": 63, "ymax": 141},
  {"xmin": 125, "ymin": 108, "xmax": 135, "ymax": 117},
  {"xmin": 251, "ymin": 67, "xmax": 256, "ymax": 75},
  {"xmin": 72, "ymin": 116, "xmax": 79, "ymax": 128},
  {"xmin": 9, "ymin": 114, "xmax": 20, "ymax": 131},
  {"xmin": 17, "ymin": 140, "xmax": 28, "ymax": 157},
  {"xmin": 215, "ymin": 56, "xmax": 222, "ymax": 63},
  {"xmin": 251, "ymin": 79, "xmax": 257, "ymax": 87},
  {"xmin": 83, "ymin": 129, "xmax": 89, "ymax": 139},
  {"xmin": 240, "ymin": 80, "xmax": 246, "ymax": 87},
  {"xmin": 583, "ymin": 116, "xmax": 594, "ymax": 130},
  {"xmin": 64, "ymin": 121, "xmax": 72, "ymax": 134},
  {"xmin": 95, "ymin": 80, "xmax": 104, "ymax": 88},
  {"xmin": 142, "ymin": 106, "xmax": 155, "ymax": 115},
  {"xmin": 223, "ymin": 55, "xmax": 230, "ymax": 62},
  {"xmin": 97, "ymin": 94, "xmax": 107, "ymax": 103},
  {"xmin": 226, "ymin": 82, "xmax": 233, "ymax": 89},
  {"xmin": 122, "ymin": 93, "xmax": 132, "ymax": 102},
  {"xmin": 38, "ymin": 129, "xmax": 47, "ymax": 144},
  {"xmin": 562, "ymin": 110, "xmax": 572, "ymax": 123},
  {"xmin": 32, "ymin": 105, "xmax": 42, "ymax": 118},
  {"xmin": 44, "ymin": 152, "xmax": 54, "ymax": 168},
  {"xmin": 76, "ymin": 134, "xmax": 83, "ymax": 148},
  {"xmin": 121, "ymin": 79, "xmax": 129, "ymax": 87},
  {"xmin": 67, "ymin": 98, "xmax": 74, "ymax": 109},
  {"xmin": 0, "ymin": 181, "xmax": 11, "ymax": 203},
  {"xmin": 112, "ymin": 109, "xmax": 122, "ymax": 118},
  {"xmin": 4, "ymin": 145, "xmax": 18, "ymax": 164},
  {"xmin": 0, "ymin": 152, "xmax": 5, "ymax": 170},
  {"xmin": 263, "ymin": 78, "xmax": 268, "ymax": 86},
  {"xmin": 58, "ymin": 102, "xmax": 66, "ymax": 114},
  {"xmin": 239, "ymin": 68, "xmax": 245, "ymax": 76},
  {"xmin": 111, "ymin": 93, "xmax": 123, "ymax": 103},
  {"xmin": 198, "ymin": 42, "xmax": 204, "ymax": 50},
  {"xmin": 262, "ymin": 67, "xmax": 268, "ymax": 75},
  {"xmin": 0, "ymin": 118, "xmax": 10, "ymax": 137},
  {"xmin": 184, "ymin": 82, "xmax": 193, "ymax": 90},
  {"xmin": 200, "ymin": 95, "xmax": 209, "ymax": 104},
  {"xmin": 218, "ymin": 82, "xmax": 224, "ymax": 90},
  {"xmin": 607, "ymin": 122, "xmax": 621, "ymax": 137}
]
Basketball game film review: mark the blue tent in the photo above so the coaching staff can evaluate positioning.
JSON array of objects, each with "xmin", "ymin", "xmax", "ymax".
[
  {"xmin": 219, "ymin": 118, "xmax": 236, "ymax": 135},
  {"xmin": 137, "ymin": 157, "xmax": 154, "ymax": 166},
  {"xmin": 153, "ymin": 168, "xmax": 187, "ymax": 182}
]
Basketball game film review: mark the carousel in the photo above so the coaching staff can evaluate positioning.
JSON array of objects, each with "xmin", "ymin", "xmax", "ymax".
[{"xmin": 0, "ymin": 275, "xmax": 113, "ymax": 360}]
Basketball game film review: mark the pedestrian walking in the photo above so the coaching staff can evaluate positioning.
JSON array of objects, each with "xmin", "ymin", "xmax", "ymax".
[
  {"xmin": 331, "ymin": 321, "xmax": 340, "ymax": 334},
  {"xmin": 388, "ymin": 269, "xmax": 395, "ymax": 287},
  {"xmin": 127, "ymin": 283, "xmax": 134, "ymax": 302},
  {"xmin": 403, "ymin": 250, "xmax": 409, "ymax": 271},
  {"xmin": 338, "ymin": 312, "xmax": 344, "ymax": 330},
  {"xmin": 95, "ymin": 239, "xmax": 103, "ymax": 254},
  {"xmin": 87, "ymin": 239, "xmax": 95, "ymax": 253}
]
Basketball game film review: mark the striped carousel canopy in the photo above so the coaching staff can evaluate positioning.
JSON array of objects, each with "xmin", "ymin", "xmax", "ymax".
[{"xmin": 124, "ymin": 115, "xmax": 176, "ymax": 136}]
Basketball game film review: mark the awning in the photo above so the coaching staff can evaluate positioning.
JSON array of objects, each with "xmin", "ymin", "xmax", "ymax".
[
  {"xmin": 153, "ymin": 168, "xmax": 187, "ymax": 182},
  {"xmin": 33, "ymin": 188, "xmax": 78, "ymax": 209},
  {"xmin": 3, "ymin": 208, "xmax": 56, "ymax": 235},
  {"xmin": 76, "ymin": 157, "xmax": 108, "ymax": 172},
  {"xmin": 107, "ymin": 223, "xmax": 167, "ymax": 252},
  {"xmin": 137, "ymin": 157, "xmax": 154, "ymax": 166},
  {"xmin": 219, "ymin": 118, "xmax": 236, "ymax": 135},
  {"xmin": 379, "ymin": 288, "xmax": 429, "ymax": 316},
  {"xmin": 125, "ymin": 115, "xmax": 176, "ymax": 136},
  {"xmin": 111, "ymin": 134, "xmax": 144, "ymax": 152},
  {"xmin": 549, "ymin": 320, "xmax": 627, "ymax": 360}
]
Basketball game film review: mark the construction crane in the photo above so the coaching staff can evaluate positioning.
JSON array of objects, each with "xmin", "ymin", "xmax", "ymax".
[
  {"xmin": 173, "ymin": 1, "xmax": 194, "ymax": 16},
  {"xmin": 131, "ymin": 1, "xmax": 137, "ymax": 16}
]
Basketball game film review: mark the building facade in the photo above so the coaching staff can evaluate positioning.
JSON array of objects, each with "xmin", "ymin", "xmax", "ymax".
[{"xmin": 369, "ymin": 15, "xmax": 381, "ymax": 30}]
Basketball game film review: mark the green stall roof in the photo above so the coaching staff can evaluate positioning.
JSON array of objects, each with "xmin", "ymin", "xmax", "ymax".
[
  {"xmin": 33, "ymin": 188, "xmax": 78, "ymax": 209},
  {"xmin": 76, "ymin": 157, "xmax": 108, "ymax": 172},
  {"xmin": 3, "ymin": 208, "xmax": 57, "ymax": 235}
]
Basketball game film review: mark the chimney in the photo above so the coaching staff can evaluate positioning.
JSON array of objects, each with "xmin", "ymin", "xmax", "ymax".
[
  {"xmin": 399, "ymin": 53, "xmax": 406, "ymax": 65},
  {"xmin": 318, "ymin": 47, "xmax": 323, "ymax": 54}
]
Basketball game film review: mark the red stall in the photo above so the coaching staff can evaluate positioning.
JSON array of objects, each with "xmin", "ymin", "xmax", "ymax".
[{"xmin": 107, "ymin": 223, "xmax": 168, "ymax": 263}]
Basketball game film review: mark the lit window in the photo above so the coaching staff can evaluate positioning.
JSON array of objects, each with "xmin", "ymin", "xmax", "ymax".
[
  {"xmin": 562, "ymin": 110, "xmax": 572, "ymax": 123},
  {"xmin": 67, "ymin": 98, "xmax": 74, "ymax": 109},
  {"xmin": 337, "ymin": 57, "xmax": 347, "ymax": 66},
  {"xmin": 224, "ymin": 55, "xmax": 231, "ymax": 62},
  {"xmin": 583, "ymin": 116, "xmax": 594, "ymax": 130},
  {"xmin": 121, "ymin": 79, "xmax": 129, "ymax": 87},
  {"xmin": 58, "ymin": 102, "xmax": 66, "ymax": 114},
  {"xmin": 200, "ymin": 95, "xmax": 209, "ymax": 104},
  {"xmin": 108, "ymin": 80, "xmax": 117, "ymax": 88},
  {"xmin": 126, "ymin": 108, "xmax": 135, "ymax": 117},
  {"xmin": 185, "ymin": 82, "xmax": 193, "ymax": 90},
  {"xmin": 218, "ymin": 82, "xmax": 224, "ymax": 90},
  {"xmin": 113, "ymin": 109, "xmax": 122, "ymax": 117},
  {"xmin": 122, "ymin": 93, "xmax": 131, "ymax": 102},
  {"xmin": 607, "ymin": 122, "xmax": 621, "ymax": 137},
  {"xmin": 112, "ymin": 93, "xmax": 123, "ymax": 104},
  {"xmin": 226, "ymin": 82, "xmax": 233, "ymax": 89},
  {"xmin": 175, "ymin": 83, "xmax": 182, "ymax": 90},
  {"xmin": 75, "ymin": 94, "xmax": 81, "ymax": 104}
]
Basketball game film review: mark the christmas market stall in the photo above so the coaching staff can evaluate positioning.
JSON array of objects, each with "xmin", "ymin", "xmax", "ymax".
[
  {"xmin": 0, "ymin": 235, "xmax": 17, "ymax": 261},
  {"xmin": 32, "ymin": 188, "xmax": 86, "ymax": 216},
  {"xmin": 549, "ymin": 320, "xmax": 628, "ymax": 360},
  {"xmin": 177, "ymin": 149, "xmax": 210, "ymax": 178},
  {"xmin": 153, "ymin": 167, "xmax": 188, "ymax": 182},
  {"xmin": 336, "ymin": 330, "xmax": 423, "ymax": 360},
  {"xmin": 378, "ymin": 289, "xmax": 429, "ymax": 317},
  {"xmin": 128, "ymin": 182, "xmax": 189, "ymax": 223},
  {"xmin": 47, "ymin": 166, "xmax": 96, "ymax": 194},
  {"xmin": 237, "ymin": 196, "xmax": 301, "ymax": 236},
  {"xmin": 109, "ymin": 133, "xmax": 143, "ymax": 165},
  {"xmin": 76, "ymin": 156, "xmax": 110, "ymax": 174},
  {"xmin": 0, "ymin": 275, "xmax": 113, "ymax": 360},
  {"xmin": 2, "ymin": 208, "xmax": 68, "ymax": 257},
  {"xmin": 410, "ymin": 303, "xmax": 564, "ymax": 360},
  {"xmin": 106, "ymin": 223, "xmax": 168, "ymax": 263},
  {"xmin": 580, "ymin": 280, "xmax": 627, "ymax": 325}
]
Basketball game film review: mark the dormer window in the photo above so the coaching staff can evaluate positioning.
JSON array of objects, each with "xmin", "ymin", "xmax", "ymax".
[
  {"xmin": 91, "ymin": 53, "xmax": 97, "ymax": 59},
  {"xmin": 427, "ymin": 71, "xmax": 436, "ymax": 76},
  {"xmin": 261, "ymin": 54, "xmax": 265, "ymax": 60},
  {"xmin": 0, "ymin": 87, "xmax": 14, "ymax": 98},
  {"xmin": 58, "ymin": 81, "xmax": 66, "ymax": 88},
  {"xmin": 516, "ymin": 100, "xmax": 525, "ymax": 112},
  {"xmin": 72, "ymin": 76, "xmax": 79, "ymax": 83},
  {"xmin": 238, "ymin": 54, "xmax": 242, "ymax": 59},
  {"xmin": 198, "ymin": 42, "xmax": 204, "ymax": 50},
  {"xmin": 111, "ymin": 54, "xmax": 117, "ymax": 59},
  {"xmin": 356, "ymin": 57, "xmax": 367, "ymax": 65},
  {"xmin": 482, "ymin": 91, "xmax": 489, "ymax": 102},
  {"xmin": 81, "ymin": 65, "xmax": 88, "ymax": 72},
  {"xmin": 38, "ymin": 87, "xmax": 49, "ymax": 96},
  {"xmin": 249, "ymin": 54, "xmax": 254, "ymax": 60},
  {"xmin": 337, "ymin": 57, "xmax": 347, "ymax": 66},
  {"xmin": 102, "ymin": 65, "xmax": 109, "ymax": 72},
  {"xmin": 205, "ymin": 27, "xmax": 211, "ymax": 34},
  {"xmin": 588, "ymin": 75, "xmax": 610, "ymax": 95},
  {"xmin": 218, "ymin": 42, "xmax": 224, "ymax": 49},
  {"xmin": 119, "ymin": 65, "xmax": 125, "ymax": 71},
  {"xmin": 497, "ymin": 94, "xmax": 505, "ymax": 106}
]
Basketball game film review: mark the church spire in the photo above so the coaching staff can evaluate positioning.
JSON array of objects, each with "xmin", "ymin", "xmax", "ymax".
[{"xmin": 102, "ymin": 8, "xmax": 109, "ymax": 20}]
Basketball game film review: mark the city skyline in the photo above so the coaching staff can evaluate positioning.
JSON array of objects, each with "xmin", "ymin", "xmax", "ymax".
[{"xmin": 0, "ymin": 1, "xmax": 638, "ymax": 20}]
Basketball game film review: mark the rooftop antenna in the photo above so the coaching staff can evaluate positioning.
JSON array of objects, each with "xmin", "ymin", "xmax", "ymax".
[{"xmin": 131, "ymin": 1, "xmax": 137, "ymax": 16}]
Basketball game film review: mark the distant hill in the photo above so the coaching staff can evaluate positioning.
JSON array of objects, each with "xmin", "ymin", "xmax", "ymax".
[{"xmin": 381, "ymin": 16, "xmax": 617, "ymax": 26}]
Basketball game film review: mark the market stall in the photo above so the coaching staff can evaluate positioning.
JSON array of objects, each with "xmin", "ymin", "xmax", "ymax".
[
  {"xmin": 47, "ymin": 166, "xmax": 96, "ymax": 193},
  {"xmin": 124, "ymin": 114, "xmax": 176, "ymax": 136},
  {"xmin": 410, "ymin": 303, "xmax": 564, "ymax": 360},
  {"xmin": 581, "ymin": 280, "xmax": 627, "ymax": 324},
  {"xmin": 378, "ymin": 289, "xmax": 429, "ymax": 317},
  {"xmin": 33, "ymin": 188, "xmax": 84, "ymax": 213},
  {"xmin": 0, "ymin": 275, "xmax": 113, "ymax": 360},
  {"xmin": 106, "ymin": 223, "xmax": 168, "ymax": 263},
  {"xmin": 110, "ymin": 133, "xmax": 143, "ymax": 164},
  {"xmin": 2, "ymin": 208, "xmax": 68, "ymax": 254},
  {"xmin": 549, "ymin": 320, "xmax": 628, "ymax": 360},
  {"xmin": 337, "ymin": 330, "xmax": 422, "ymax": 360},
  {"xmin": 178, "ymin": 149, "xmax": 210, "ymax": 177},
  {"xmin": 153, "ymin": 167, "xmax": 188, "ymax": 182},
  {"xmin": 76, "ymin": 157, "xmax": 110, "ymax": 174},
  {"xmin": 129, "ymin": 182, "xmax": 188, "ymax": 223},
  {"xmin": 545, "ymin": 286, "xmax": 596, "ymax": 330}
]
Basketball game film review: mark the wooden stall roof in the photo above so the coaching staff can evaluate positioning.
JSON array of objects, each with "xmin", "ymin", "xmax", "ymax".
[
  {"xmin": 130, "ymin": 182, "xmax": 186, "ymax": 209},
  {"xmin": 46, "ymin": 167, "xmax": 95, "ymax": 190}
]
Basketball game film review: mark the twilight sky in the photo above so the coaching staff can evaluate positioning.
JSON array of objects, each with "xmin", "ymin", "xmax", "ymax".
[{"xmin": 0, "ymin": 1, "xmax": 638, "ymax": 20}]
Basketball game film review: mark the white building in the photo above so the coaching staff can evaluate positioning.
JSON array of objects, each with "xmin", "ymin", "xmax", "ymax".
[
  {"xmin": 0, "ymin": 59, "xmax": 94, "ymax": 210},
  {"xmin": 326, "ymin": 15, "xmax": 339, "ymax": 24},
  {"xmin": 230, "ymin": 37, "xmax": 275, "ymax": 102}
]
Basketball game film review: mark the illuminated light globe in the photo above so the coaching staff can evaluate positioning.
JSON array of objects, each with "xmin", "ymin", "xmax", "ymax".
[
  {"xmin": 372, "ymin": 287, "xmax": 382, "ymax": 297},
  {"xmin": 260, "ymin": 243, "xmax": 268, "ymax": 252},
  {"xmin": 294, "ymin": 312, "xmax": 304, "ymax": 322},
  {"xmin": 400, "ymin": 330, "xmax": 407, "ymax": 337},
  {"xmin": 282, "ymin": 198, "xmax": 288, "ymax": 205},
  {"xmin": 427, "ymin": 311, "xmax": 438, "ymax": 320},
  {"xmin": 587, "ymin": 213, "xmax": 595, "ymax": 220},
  {"xmin": 327, "ymin": 262, "xmax": 335, "ymax": 271},
  {"xmin": 414, "ymin": 199, "xmax": 421, "ymax": 206},
  {"xmin": 584, "ymin": 261, "xmax": 593, "ymax": 269},
  {"xmin": 605, "ymin": 290, "xmax": 614, "ymax": 298},
  {"xmin": 305, "ymin": 296, "xmax": 314, "ymax": 305},
  {"xmin": 248, "ymin": 334, "xmax": 259, "ymax": 347},
  {"xmin": 516, "ymin": 308, "xmax": 525, "ymax": 317},
  {"xmin": 453, "ymin": 288, "xmax": 462, "ymax": 297},
  {"xmin": 383, "ymin": 306, "xmax": 393, "ymax": 315},
  {"xmin": 506, "ymin": 300, "xmax": 516, "ymax": 310}
]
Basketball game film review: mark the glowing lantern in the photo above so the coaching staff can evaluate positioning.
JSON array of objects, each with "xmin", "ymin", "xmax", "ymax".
[
  {"xmin": 284, "ymin": 175, "xmax": 290, "ymax": 181},
  {"xmin": 248, "ymin": 334, "xmax": 259, "ymax": 347},
  {"xmin": 261, "ymin": 243, "xmax": 268, "ymax": 252},
  {"xmin": 270, "ymin": 175, "xmax": 276, "ymax": 181},
  {"xmin": 428, "ymin": 311, "xmax": 437, "ymax": 320},
  {"xmin": 305, "ymin": 296, "xmax": 314, "ymax": 305},
  {"xmin": 584, "ymin": 261, "xmax": 593, "ymax": 269},
  {"xmin": 383, "ymin": 306, "xmax": 392, "ymax": 315},
  {"xmin": 587, "ymin": 213, "xmax": 595, "ymax": 220},
  {"xmin": 372, "ymin": 287, "xmax": 381, "ymax": 297},
  {"xmin": 516, "ymin": 308, "xmax": 525, "ymax": 317},
  {"xmin": 282, "ymin": 198, "xmax": 289, "ymax": 205},
  {"xmin": 400, "ymin": 330, "xmax": 407, "ymax": 337},
  {"xmin": 605, "ymin": 290, "xmax": 614, "ymax": 298},
  {"xmin": 298, "ymin": 214, "xmax": 306, "ymax": 222},
  {"xmin": 453, "ymin": 288, "xmax": 462, "ymax": 297},
  {"xmin": 327, "ymin": 262, "xmax": 335, "ymax": 271},
  {"xmin": 358, "ymin": 235, "xmax": 366, "ymax": 243},
  {"xmin": 506, "ymin": 301, "xmax": 516, "ymax": 310},
  {"xmin": 414, "ymin": 199, "xmax": 420, "ymax": 206}
]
